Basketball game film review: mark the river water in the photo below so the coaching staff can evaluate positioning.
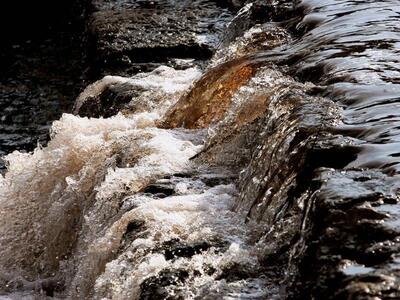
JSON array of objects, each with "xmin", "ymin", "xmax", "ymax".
[
  {"xmin": 0, "ymin": 0, "xmax": 85, "ymax": 173},
  {"xmin": 0, "ymin": 0, "xmax": 399, "ymax": 299}
]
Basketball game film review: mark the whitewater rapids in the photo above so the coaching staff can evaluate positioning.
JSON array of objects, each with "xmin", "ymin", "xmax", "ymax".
[{"xmin": 0, "ymin": 64, "xmax": 278, "ymax": 299}]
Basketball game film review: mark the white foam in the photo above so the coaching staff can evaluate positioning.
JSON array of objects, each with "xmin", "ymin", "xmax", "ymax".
[
  {"xmin": 0, "ymin": 64, "xmax": 270, "ymax": 299},
  {"xmin": 92, "ymin": 181, "xmax": 264, "ymax": 299},
  {"xmin": 74, "ymin": 66, "xmax": 201, "ymax": 116}
]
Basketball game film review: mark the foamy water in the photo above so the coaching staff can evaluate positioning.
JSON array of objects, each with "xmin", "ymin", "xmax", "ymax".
[
  {"xmin": 2, "ymin": 0, "xmax": 400, "ymax": 299},
  {"xmin": 0, "ymin": 64, "xmax": 273, "ymax": 299}
]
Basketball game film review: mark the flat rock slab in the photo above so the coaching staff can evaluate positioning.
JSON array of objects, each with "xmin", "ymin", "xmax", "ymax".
[{"xmin": 87, "ymin": 0, "xmax": 234, "ymax": 77}]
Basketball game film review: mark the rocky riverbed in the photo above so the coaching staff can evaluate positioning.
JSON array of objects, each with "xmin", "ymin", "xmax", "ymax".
[{"xmin": 0, "ymin": 0, "xmax": 399, "ymax": 299}]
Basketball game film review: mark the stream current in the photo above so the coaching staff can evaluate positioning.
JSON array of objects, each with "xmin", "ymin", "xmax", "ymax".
[{"xmin": 1, "ymin": 0, "xmax": 400, "ymax": 299}]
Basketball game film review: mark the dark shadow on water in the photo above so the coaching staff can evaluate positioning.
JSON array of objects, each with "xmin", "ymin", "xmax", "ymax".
[{"xmin": 0, "ymin": 0, "xmax": 87, "ymax": 173}]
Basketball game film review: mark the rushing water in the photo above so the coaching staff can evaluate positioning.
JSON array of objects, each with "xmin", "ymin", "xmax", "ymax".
[
  {"xmin": 1, "ymin": 0, "xmax": 400, "ymax": 299},
  {"xmin": 290, "ymin": 0, "xmax": 400, "ymax": 173}
]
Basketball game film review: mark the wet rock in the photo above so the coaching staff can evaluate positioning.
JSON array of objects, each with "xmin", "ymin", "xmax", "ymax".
[
  {"xmin": 290, "ymin": 169, "xmax": 400, "ymax": 299},
  {"xmin": 140, "ymin": 269, "xmax": 189, "ymax": 300},
  {"xmin": 216, "ymin": 262, "xmax": 260, "ymax": 282},
  {"xmin": 220, "ymin": 0, "xmax": 296, "ymax": 46},
  {"xmin": 75, "ymin": 81, "xmax": 147, "ymax": 118},
  {"xmin": 87, "ymin": 1, "xmax": 233, "ymax": 77},
  {"xmin": 162, "ymin": 60, "xmax": 259, "ymax": 129},
  {"xmin": 143, "ymin": 183, "xmax": 176, "ymax": 198},
  {"xmin": 212, "ymin": 22, "xmax": 291, "ymax": 67},
  {"xmin": 235, "ymin": 88, "xmax": 341, "ymax": 223},
  {"xmin": 161, "ymin": 240, "xmax": 213, "ymax": 260},
  {"xmin": 197, "ymin": 173, "xmax": 237, "ymax": 187},
  {"xmin": 119, "ymin": 219, "xmax": 147, "ymax": 253},
  {"xmin": 40, "ymin": 277, "xmax": 65, "ymax": 297},
  {"xmin": 215, "ymin": 0, "xmax": 247, "ymax": 10},
  {"xmin": 73, "ymin": 65, "xmax": 201, "ymax": 118},
  {"xmin": 123, "ymin": 220, "xmax": 146, "ymax": 240},
  {"xmin": 3, "ymin": 0, "xmax": 400, "ymax": 299}
]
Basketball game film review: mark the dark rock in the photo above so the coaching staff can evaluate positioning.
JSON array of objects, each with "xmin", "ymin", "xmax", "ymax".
[
  {"xmin": 119, "ymin": 220, "xmax": 147, "ymax": 252},
  {"xmin": 162, "ymin": 240, "xmax": 212, "ymax": 261},
  {"xmin": 143, "ymin": 183, "xmax": 176, "ymax": 199},
  {"xmin": 214, "ymin": 0, "xmax": 247, "ymax": 10},
  {"xmin": 75, "ymin": 81, "xmax": 146, "ymax": 118},
  {"xmin": 290, "ymin": 169, "xmax": 400, "ymax": 299},
  {"xmin": 198, "ymin": 173, "xmax": 237, "ymax": 187},
  {"xmin": 220, "ymin": 0, "xmax": 296, "ymax": 46},
  {"xmin": 216, "ymin": 262, "xmax": 260, "ymax": 282},
  {"xmin": 40, "ymin": 277, "xmax": 65, "ymax": 297},
  {"xmin": 87, "ymin": 1, "xmax": 234, "ymax": 77},
  {"xmin": 140, "ymin": 269, "xmax": 189, "ymax": 300},
  {"xmin": 156, "ymin": 238, "xmax": 229, "ymax": 261},
  {"xmin": 235, "ymin": 87, "xmax": 341, "ymax": 224},
  {"xmin": 124, "ymin": 220, "xmax": 146, "ymax": 237}
]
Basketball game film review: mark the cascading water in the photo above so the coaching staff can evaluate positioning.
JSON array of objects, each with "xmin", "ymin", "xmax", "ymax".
[
  {"xmin": 0, "ymin": 64, "xmax": 284, "ymax": 299},
  {"xmin": 1, "ymin": 0, "xmax": 400, "ymax": 299}
]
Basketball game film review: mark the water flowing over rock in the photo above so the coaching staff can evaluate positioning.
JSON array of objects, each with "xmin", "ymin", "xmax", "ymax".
[{"xmin": 1, "ymin": 0, "xmax": 400, "ymax": 299}]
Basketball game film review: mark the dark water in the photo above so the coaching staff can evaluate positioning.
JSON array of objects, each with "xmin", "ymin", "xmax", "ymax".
[
  {"xmin": 0, "ymin": 0, "xmax": 86, "ymax": 171},
  {"xmin": 257, "ymin": 0, "xmax": 400, "ymax": 174},
  {"xmin": 0, "ymin": 36, "xmax": 84, "ymax": 151},
  {"xmin": 291, "ymin": 0, "xmax": 400, "ymax": 174}
]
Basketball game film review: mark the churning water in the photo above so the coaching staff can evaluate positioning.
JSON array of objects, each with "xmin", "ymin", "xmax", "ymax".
[{"xmin": 1, "ymin": 0, "xmax": 400, "ymax": 299}]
